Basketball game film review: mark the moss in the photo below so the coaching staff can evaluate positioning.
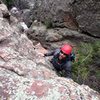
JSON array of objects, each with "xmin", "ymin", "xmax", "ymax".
[
  {"xmin": 44, "ymin": 19, "xmax": 53, "ymax": 29},
  {"xmin": 95, "ymin": 70, "xmax": 100, "ymax": 79}
]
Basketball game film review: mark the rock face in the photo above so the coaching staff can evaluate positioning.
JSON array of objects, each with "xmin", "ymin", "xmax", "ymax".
[
  {"xmin": 0, "ymin": 3, "xmax": 100, "ymax": 100},
  {"xmin": 11, "ymin": 0, "xmax": 78, "ymax": 29},
  {"xmin": 29, "ymin": 21, "xmax": 93, "ymax": 43},
  {"xmin": 10, "ymin": 0, "xmax": 100, "ymax": 37},
  {"xmin": 27, "ymin": 21, "xmax": 94, "ymax": 50},
  {"xmin": 72, "ymin": 0, "xmax": 100, "ymax": 37}
]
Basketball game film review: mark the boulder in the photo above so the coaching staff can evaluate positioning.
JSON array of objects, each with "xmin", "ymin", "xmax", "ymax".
[{"xmin": 0, "ymin": 3, "xmax": 10, "ymax": 19}]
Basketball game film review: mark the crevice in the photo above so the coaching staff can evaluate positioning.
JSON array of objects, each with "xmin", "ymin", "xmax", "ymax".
[
  {"xmin": 71, "ymin": 0, "xmax": 77, "ymax": 4},
  {"xmin": 81, "ymin": 31, "xmax": 100, "ymax": 39},
  {"xmin": 0, "ymin": 66, "xmax": 25, "ymax": 76}
]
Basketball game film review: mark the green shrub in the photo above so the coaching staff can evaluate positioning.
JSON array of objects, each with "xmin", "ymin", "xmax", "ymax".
[
  {"xmin": 4, "ymin": 0, "xmax": 13, "ymax": 8},
  {"xmin": 72, "ymin": 40, "xmax": 100, "ymax": 84},
  {"xmin": 72, "ymin": 42, "xmax": 93, "ymax": 84}
]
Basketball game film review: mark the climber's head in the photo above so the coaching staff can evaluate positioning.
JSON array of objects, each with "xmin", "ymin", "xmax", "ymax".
[
  {"xmin": 59, "ymin": 44, "xmax": 72, "ymax": 59},
  {"xmin": 61, "ymin": 44, "xmax": 72, "ymax": 55}
]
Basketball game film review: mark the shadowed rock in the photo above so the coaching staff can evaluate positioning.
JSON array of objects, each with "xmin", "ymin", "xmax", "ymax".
[{"xmin": 11, "ymin": 0, "xmax": 100, "ymax": 37}]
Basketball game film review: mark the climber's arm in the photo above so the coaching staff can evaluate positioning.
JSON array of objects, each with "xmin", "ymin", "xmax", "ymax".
[
  {"xmin": 44, "ymin": 50, "xmax": 55, "ymax": 57},
  {"xmin": 44, "ymin": 49, "xmax": 60, "ymax": 57}
]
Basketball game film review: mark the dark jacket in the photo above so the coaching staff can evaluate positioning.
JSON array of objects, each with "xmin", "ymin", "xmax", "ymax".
[{"xmin": 45, "ymin": 49, "xmax": 75, "ymax": 69}]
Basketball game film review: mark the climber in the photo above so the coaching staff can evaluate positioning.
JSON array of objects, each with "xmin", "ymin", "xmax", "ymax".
[{"xmin": 44, "ymin": 44, "xmax": 75, "ymax": 78}]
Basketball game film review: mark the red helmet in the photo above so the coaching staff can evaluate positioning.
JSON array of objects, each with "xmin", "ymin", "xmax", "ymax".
[{"xmin": 60, "ymin": 44, "xmax": 72, "ymax": 55}]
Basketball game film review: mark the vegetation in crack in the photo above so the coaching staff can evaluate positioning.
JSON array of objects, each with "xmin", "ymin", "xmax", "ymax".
[
  {"xmin": 3, "ymin": 0, "xmax": 13, "ymax": 8},
  {"xmin": 72, "ymin": 42, "xmax": 93, "ymax": 84},
  {"xmin": 58, "ymin": 40, "xmax": 100, "ymax": 92},
  {"xmin": 73, "ymin": 40, "xmax": 100, "ymax": 91}
]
